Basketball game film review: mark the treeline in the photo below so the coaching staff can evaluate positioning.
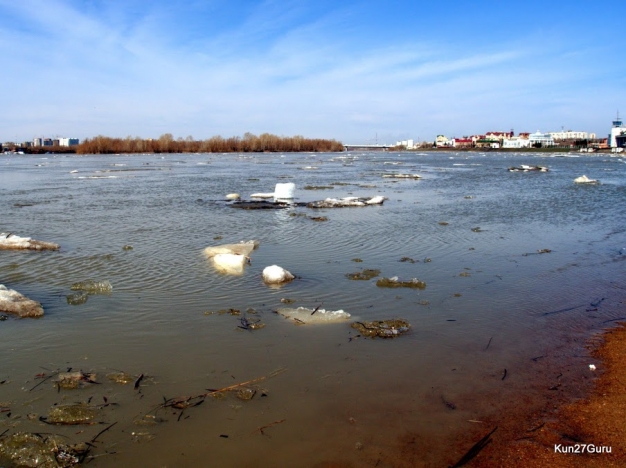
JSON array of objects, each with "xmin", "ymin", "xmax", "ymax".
[
  {"xmin": 25, "ymin": 145, "xmax": 76, "ymax": 154},
  {"xmin": 76, "ymin": 133, "xmax": 345, "ymax": 154}
]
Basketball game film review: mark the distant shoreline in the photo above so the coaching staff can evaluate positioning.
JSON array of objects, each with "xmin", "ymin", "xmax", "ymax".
[{"xmin": 2, "ymin": 144, "xmax": 618, "ymax": 155}]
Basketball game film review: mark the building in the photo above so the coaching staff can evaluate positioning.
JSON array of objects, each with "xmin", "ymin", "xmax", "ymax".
[
  {"xmin": 435, "ymin": 135, "xmax": 452, "ymax": 147},
  {"xmin": 609, "ymin": 113, "xmax": 626, "ymax": 148},
  {"xmin": 453, "ymin": 138, "xmax": 473, "ymax": 147},
  {"xmin": 528, "ymin": 131, "xmax": 555, "ymax": 147},
  {"xmin": 475, "ymin": 139, "xmax": 500, "ymax": 148},
  {"xmin": 502, "ymin": 137, "xmax": 530, "ymax": 148},
  {"xmin": 485, "ymin": 131, "xmax": 514, "ymax": 141},
  {"xmin": 59, "ymin": 138, "xmax": 80, "ymax": 147},
  {"xmin": 33, "ymin": 137, "xmax": 80, "ymax": 147},
  {"xmin": 394, "ymin": 139, "xmax": 416, "ymax": 149},
  {"xmin": 549, "ymin": 130, "xmax": 596, "ymax": 140}
]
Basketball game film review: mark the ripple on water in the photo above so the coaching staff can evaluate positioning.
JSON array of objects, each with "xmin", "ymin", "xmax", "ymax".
[{"xmin": 1, "ymin": 152, "xmax": 626, "ymax": 467}]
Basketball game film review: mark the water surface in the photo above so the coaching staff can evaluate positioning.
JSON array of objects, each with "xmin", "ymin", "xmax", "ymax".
[{"xmin": 1, "ymin": 151, "xmax": 625, "ymax": 467}]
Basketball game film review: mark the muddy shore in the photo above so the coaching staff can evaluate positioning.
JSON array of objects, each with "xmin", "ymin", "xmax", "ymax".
[{"xmin": 465, "ymin": 322, "xmax": 626, "ymax": 467}]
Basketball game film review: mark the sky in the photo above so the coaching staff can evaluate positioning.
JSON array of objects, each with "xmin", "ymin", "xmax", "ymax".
[{"xmin": 1, "ymin": 0, "xmax": 625, "ymax": 144}]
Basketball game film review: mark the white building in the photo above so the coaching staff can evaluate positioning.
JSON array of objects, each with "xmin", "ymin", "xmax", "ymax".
[
  {"xmin": 395, "ymin": 139, "xmax": 415, "ymax": 149},
  {"xmin": 59, "ymin": 138, "xmax": 80, "ymax": 147},
  {"xmin": 502, "ymin": 137, "xmax": 530, "ymax": 148},
  {"xmin": 549, "ymin": 130, "xmax": 596, "ymax": 140},
  {"xmin": 528, "ymin": 131, "xmax": 555, "ymax": 147},
  {"xmin": 609, "ymin": 113, "xmax": 626, "ymax": 148}
]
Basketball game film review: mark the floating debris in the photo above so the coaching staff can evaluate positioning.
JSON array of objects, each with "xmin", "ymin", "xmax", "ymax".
[
  {"xmin": 352, "ymin": 258, "xmax": 363, "ymax": 263},
  {"xmin": 450, "ymin": 427, "xmax": 498, "ymax": 467},
  {"xmin": 238, "ymin": 316, "xmax": 265, "ymax": 330},
  {"xmin": 459, "ymin": 272, "xmax": 471, "ymax": 277},
  {"xmin": 442, "ymin": 395, "xmax": 456, "ymax": 410},
  {"xmin": 0, "ymin": 432, "xmax": 88, "ymax": 467},
  {"xmin": 106, "ymin": 371, "xmax": 135, "ymax": 384},
  {"xmin": 438, "ymin": 221, "xmax": 449, "ymax": 226},
  {"xmin": 131, "ymin": 432, "xmax": 156, "ymax": 443},
  {"xmin": 204, "ymin": 308, "xmax": 241, "ymax": 316},
  {"xmin": 280, "ymin": 298, "xmax": 295, "ymax": 304},
  {"xmin": 66, "ymin": 291, "xmax": 89, "ymax": 306},
  {"xmin": 350, "ymin": 319, "xmax": 411, "ymax": 338},
  {"xmin": 235, "ymin": 387, "xmax": 257, "ymax": 401},
  {"xmin": 522, "ymin": 248, "xmax": 552, "ymax": 257},
  {"xmin": 44, "ymin": 404, "xmax": 100, "ymax": 425},
  {"xmin": 382, "ymin": 174, "xmax": 422, "ymax": 179},
  {"xmin": 70, "ymin": 280, "xmax": 112, "ymax": 294},
  {"xmin": 376, "ymin": 277, "xmax": 426, "ymax": 289},
  {"xmin": 253, "ymin": 419, "xmax": 286, "ymax": 436},
  {"xmin": 304, "ymin": 185, "xmax": 334, "ymax": 190},
  {"xmin": 277, "ymin": 307, "xmax": 351, "ymax": 324},
  {"xmin": 307, "ymin": 196, "xmax": 387, "ymax": 208},
  {"xmin": 574, "ymin": 175, "xmax": 598, "ymax": 184},
  {"xmin": 345, "ymin": 269, "xmax": 380, "ymax": 280},
  {"xmin": 225, "ymin": 193, "xmax": 241, "ymax": 200},
  {"xmin": 122, "ymin": 244, "xmax": 133, "ymax": 251},
  {"xmin": 0, "ymin": 285, "xmax": 44, "ymax": 318},
  {"xmin": 308, "ymin": 216, "xmax": 328, "ymax": 222},
  {"xmin": 507, "ymin": 165, "xmax": 548, "ymax": 172},
  {"xmin": 231, "ymin": 200, "xmax": 295, "ymax": 209},
  {"xmin": 55, "ymin": 371, "xmax": 97, "ymax": 389},
  {"xmin": 471, "ymin": 227, "xmax": 484, "ymax": 232},
  {"xmin": 0, "ymin": 233, "xmax": 60, "ymax": 251},
  {"xmin": 399, "ymin": 257, "xmax": 416, "ymax": 263}
]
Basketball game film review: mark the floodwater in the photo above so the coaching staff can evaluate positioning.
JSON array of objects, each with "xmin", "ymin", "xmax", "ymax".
[{"xmin": 0, "ymin": 151, "xmax": 625, "ymax": 467}]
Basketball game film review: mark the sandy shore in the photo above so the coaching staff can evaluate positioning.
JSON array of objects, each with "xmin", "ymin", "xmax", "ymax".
[{"xmin": 471, "ymin": 323, "xmax": 626, "ymax": 467}]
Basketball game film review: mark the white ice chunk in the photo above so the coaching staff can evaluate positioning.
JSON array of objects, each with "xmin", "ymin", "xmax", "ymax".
[{"xmin": 262, "ymin": 265, "xmax": 295, "ymax": 284}]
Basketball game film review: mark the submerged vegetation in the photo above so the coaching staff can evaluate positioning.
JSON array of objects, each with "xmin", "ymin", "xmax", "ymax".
[{"xmin": 76, "ymin": 133, "xmax": 344, "ymax": 154}]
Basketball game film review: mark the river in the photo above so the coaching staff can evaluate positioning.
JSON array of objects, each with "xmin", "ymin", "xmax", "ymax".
[{"xmin": 1, "ymin": 151, "xmax": 625, "ymax": 467}]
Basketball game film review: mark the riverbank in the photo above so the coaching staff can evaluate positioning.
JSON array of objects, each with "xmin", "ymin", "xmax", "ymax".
[{"xmin": 472, "ymin": 322, "xmax": 626, "ymax": 467}]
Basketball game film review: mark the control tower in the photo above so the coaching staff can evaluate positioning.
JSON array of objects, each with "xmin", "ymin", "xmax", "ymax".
[{"xmin": 609, "ymin": 111, "xmax": 625, "ymax": 147}]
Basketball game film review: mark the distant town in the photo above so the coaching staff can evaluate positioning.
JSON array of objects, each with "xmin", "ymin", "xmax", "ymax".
[
  {"xmin": 391, "ymin": 114, "xmax": 626, "ymax": 152},
  {"xmin": 2, "ymin": 115, "xmax": 626, "ymax": 154}
]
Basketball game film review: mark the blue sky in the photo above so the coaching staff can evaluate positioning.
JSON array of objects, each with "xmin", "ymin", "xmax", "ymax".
[{"xmin": 1, "ymin": 0, "xmax": 624, "ymax": 144}]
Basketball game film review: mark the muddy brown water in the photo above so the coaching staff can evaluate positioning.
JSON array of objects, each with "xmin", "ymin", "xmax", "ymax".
[{"xmin": 0, "ymin": 151, "xmax": 625, "ymax": 467}]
